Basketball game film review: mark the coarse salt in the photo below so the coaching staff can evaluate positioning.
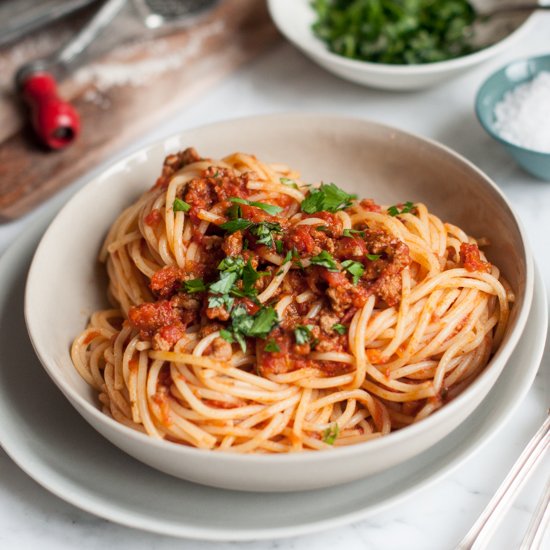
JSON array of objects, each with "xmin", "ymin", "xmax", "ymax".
[{"xmin": 493, "ymin": 71, "xmax": 550, "ymax": 153}]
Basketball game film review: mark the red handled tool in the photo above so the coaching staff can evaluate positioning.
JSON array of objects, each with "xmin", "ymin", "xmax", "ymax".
[
  {"xmin": 15, "ymin": 0, "xmax": 127, "ymax": 150},
  {"xmin": 18, "ymin": 71, "xmax": 80, "ymax": 150},
  {"xmin": 15, "ymin": 0, "xmax": 221, "ymax": 150}
]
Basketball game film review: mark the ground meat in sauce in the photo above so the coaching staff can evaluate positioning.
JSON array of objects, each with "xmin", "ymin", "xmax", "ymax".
[
  {"xmin": 138, "ymin": 158, "xmax": 416, "ymax": 374},
  {"xmin": 128, "ymin": 297, "xmax": 198, "ymax": 350},
  {"xmin": 362, "ymin": 229, "xmax": 411, "ymax": 307},
  {"xmin": 150, "ymin": 266, "xmax": 185, "ymax": 298},
  {"xmin": 460, "ymin": 243, "xmax": 491, "ymax": 273},
  {"xmin": 154, "ymin": 147, "xmax": 201, "ymax": 189},
  {"xmin": 184, "ymin": 178, "xmax": 218, "ymax": 223},
  {"xmin": 257, "ymin": 328, "xmax": 351, "ymax": 377},
  {"xmin": 284, "ymin": 212, "xmax": 342, "ymax": 256},
  {"xmin": 222, "ymin": 230, "xmax": 243, "ymax": 256}
]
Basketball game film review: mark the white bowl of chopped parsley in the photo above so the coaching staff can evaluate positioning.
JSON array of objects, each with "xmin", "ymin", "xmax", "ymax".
[{"xmin": 268, "ymin": 0, "xmax": 536, "ymax": 90}]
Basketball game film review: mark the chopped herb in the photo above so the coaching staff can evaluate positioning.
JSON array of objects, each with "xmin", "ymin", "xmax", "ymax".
[
  {"xmin": 229, "ymin": 197, "xmax": 283, "ymax": 216},
  {"xmin": 311, "ymin": 0, "xmax": 477, "ymax": 65},
  {"xmin": 208, "ymin": 294, "xmax": 235, "ymax": 310},
  {"xmin": 332, "ymin": 323, "xmax": 347, "ymax": 335},
  {"xmin": 229, "ymin": 305, "xmax": 279, "ymax": 352},
  {"xmin": 387, "ymin": 201, "xmax": 415, "ymax": 217},
  {"xmin": 247, "ymin": 307, "xmax": 279, "ymax": 337},
  {"xmin": 292, "ymin": 247, "xmax": 304, "ymax": 269},
  {"xmin": 233, "ymin": 330, "xmax": 248, "ymax": 353},
  {"xmin": 242, "ymin": 260, "xmax": 262, "ymax": 295},
  {"xmin": 275, "ymin": 239, "xmax": 283, "ymax": 254},
  {"xmin": 209, "ymin": 271, "xmax": 238, "ymax": 295},
  {"xmin": 230, "ymin": 286, "xmax": 251, "ymax": 298},
  {"xmin": 343, "ymin": 228, "xmax": 365, "ymax": 238},
  {"xmin": 249, "ymin": 221, "xmax": 283, "ymax": 248},
  {"xmin": 301, "ymin": 182, "xmax": 356, "ymax": 214},
  {"xmin": 213, "ymin": 170, "xmax": 220, "ymax": 178},
  {"xmin": 221, "ymin": 215, "xmax": 283, "ymax": 249},
  {"xmin": 219, "ymin": 329, "xmax": 234, "ymax": 343},
  {"xmin": 341, "ymin": 259, "xmax": 365, "ymax": 284},
  {"xmin": 264, "ymin": 339, "xmax": 281, "ymax": 353},
  {"xmin": 316, "ymin": 225, "xmax": 329, "ymax": 232},
  {"xmin": 218, "ymin": 256, "xmax": 245, "ymax": 273},
  {"xmin": 310, "ymin": 250, "xmax": 339, "ymax": 272},
  {"xmin": 220, "ymin": 218, "xmax": 253, "ymax": 233},
  {"xmin": 173, "ymin": 198, "xmax": 191, "ymax": 212},
  {"xmin": 280, "ymin": 177, "xmax": 299, "ymax": 189},
  {"xmin": 282, "ymin": 250, "xmax": 292, "ymax": 264},
  {"xmin": 226, "ymin": 202, "xmax": 242, "ymax": 220},
  {"xmin": 183, "ymin": 278, "xmax": 206, "ymax": 293},
  {"xmin": 294, "ymin": 324, "xmax": 315, "ymax": 345},
  {"xmin": 367, "ymin": 254, "xmax": 381, "ymax": 261},
  {"xmin": 322, "ymin": 423, "xmax": 339, "ymax": 445}
]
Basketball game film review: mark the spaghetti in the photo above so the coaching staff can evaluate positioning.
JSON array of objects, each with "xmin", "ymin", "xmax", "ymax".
[{"xmin": 71, "ymin": 148, "xmax": 513, "ymax": 453}]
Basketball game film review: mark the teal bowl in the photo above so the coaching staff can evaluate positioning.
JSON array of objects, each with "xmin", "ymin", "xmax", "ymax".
[{"xmin": 475, "ymin": 54, "xmax": 550, "ymax": 181}]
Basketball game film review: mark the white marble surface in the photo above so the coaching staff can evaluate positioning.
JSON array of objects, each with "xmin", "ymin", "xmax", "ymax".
[{"xmin": 1, "ymin": 11, "xmax": 550, "ymax": 550}]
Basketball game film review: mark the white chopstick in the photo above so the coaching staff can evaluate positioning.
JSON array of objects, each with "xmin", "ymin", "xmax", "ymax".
[
  {"xmin": 456, "ymin": 412, "xmax": 550, "ymax": 550},
  {"xmin": 520, "ymin": 479, "xmax": 550, "ymax": 550}
]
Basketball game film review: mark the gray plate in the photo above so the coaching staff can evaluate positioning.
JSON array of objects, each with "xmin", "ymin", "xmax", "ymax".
[{"xmin": 0, "ymin": 205, "xmax": 547, "ymax": 541}]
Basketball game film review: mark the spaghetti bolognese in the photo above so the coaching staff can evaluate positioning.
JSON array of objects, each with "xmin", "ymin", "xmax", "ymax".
[{"xmin": 71, "ymin": 148, "xmax": 513, "ymax": 453}]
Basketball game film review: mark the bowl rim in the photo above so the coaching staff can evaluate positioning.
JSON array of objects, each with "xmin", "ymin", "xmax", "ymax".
[
  {"xmin": 475, "ymin": 53, "xmax": 550, "ymax": 156},
  {"xmin": 268, "ymin": 0, "xmax": 537, "ymax": 75},
  {"xmin": 24, "ymin": 113, "xmax": 534, "ymax": 465}
]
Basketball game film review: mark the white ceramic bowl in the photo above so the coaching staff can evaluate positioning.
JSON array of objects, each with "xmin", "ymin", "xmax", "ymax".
[
  {"xmin": 25, "ymin": 114, "xmax": 533, "ymax": 492},
  {"xmin": 268, "ymin": 0, "xmax": 536, "ymax": 90}
]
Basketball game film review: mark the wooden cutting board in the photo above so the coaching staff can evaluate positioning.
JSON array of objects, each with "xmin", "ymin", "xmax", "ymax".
[{"xmin": 0, "ymin": 0, "xmax": 280, "ymax": 220}]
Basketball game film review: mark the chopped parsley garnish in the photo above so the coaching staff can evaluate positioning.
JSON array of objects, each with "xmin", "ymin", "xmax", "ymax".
[
  {"xmin": 208, "ymin": 294, "xmax": 234, "ymax": 310},
  {"xmin": 219, "ymin": 329, "xmax": 234, "ymax": 343},
  {"xmin": 367, "ymin": 254, "xmax": 381, "ymax": 261},
  {"xmin": 218, "ymin": 256, "xmax": 245, "ymax": 273},
  {"xmin": 264, "ymin": 339, "xmax": 281, "ymax": 353},
  {"xmin": 183, "ymin": 278, "xmax": 206, "ymax": 293},
  {"xmin": 341, "ymin": 259, "xmax": 365, "ymax": 284},
  {"xmin": 294, "ymin": 324, "xmax": 315, "ymax": 345},
  {"xmin": 311, "ymin": 0, "xmax": 477, "ymax": 65},
  {"xmin": 242, "ymin": 260, "xmax": 264, "ymax": 295},
  {"xmin": 249, "ymin": 221, "xmax": 283, "ymax": 248},
  {"xmin": 301, "ymin": 183, "xmax": 356, "ymax": 214},
  {"xmin": 229, "ymin": 197, "xmax": 283, "ymax": 216},
  {"xmin": 292, "ymin": 247, "xmax": 304, "ymax": 269},
  {"xmin": 275, "ymin": 239, "xmax": 283, "ymax": 254},
  {"xmin": 310, "ymin": 250, "xmax": 339, "ymax": 272},
  {"xmin": 332, "ymin": 323, "xmax": 347, "ymax": 335},
  {"xmin": 246, "ymin": 307, "xmax": 279, "ymax": 337},
  {"xmin": 280, "ymin": 177, "xmax": 299, "ymax": 189},
  {"xmin": 322, "ymin": 423, "xmax": 339, "ymax": 445},
  {"xmin": 387, "ymin": 201, "xmax": 415, "ymax": 217},
  {"xmin": 220, "ymin": 217, "xmax": 282, "ymax": 250},
  {"xmin": 209, "ymin": 257, "xmax": 245, "ymax": 297},
  {"xmin": 220, "ymin": 218, "xmax": 252, "ymax": 233},
  {"xmin": 229, "ymin": 305, "xmax": 279, "ymax": 352},
  {"xmin": 173, "ymin": 198, "xmax": 191, "ymax": 212},
  {"xmin": 282, "ymin": 250, "xmax": 292, "ymax": 264},
  {"xmin": 209, "ymin": 271, "xmax": 238, "ymax": 295},
  {"xmin": 343, "ymin": 228, "xmax": 365, "ymax": 238}
]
